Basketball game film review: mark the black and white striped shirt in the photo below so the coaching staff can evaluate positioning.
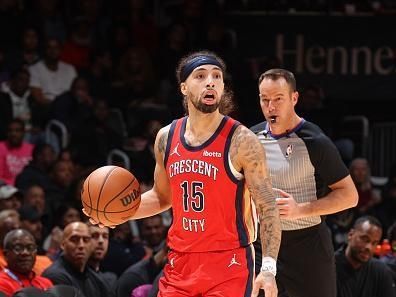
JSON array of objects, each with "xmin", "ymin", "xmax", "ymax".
[{"xmin": 251, "ymin": 119, "xmax": 349, "ymax": 230}]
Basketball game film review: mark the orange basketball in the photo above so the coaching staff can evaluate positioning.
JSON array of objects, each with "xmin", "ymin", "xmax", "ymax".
[{"xmin": 81, "ymin": 165, "xmax": 141, "ymax": 226}]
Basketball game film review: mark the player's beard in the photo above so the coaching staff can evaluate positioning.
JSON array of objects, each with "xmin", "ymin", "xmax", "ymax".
[{"xmin": 187, "ymin": 92, "xmax": 220, "ymax": 114}]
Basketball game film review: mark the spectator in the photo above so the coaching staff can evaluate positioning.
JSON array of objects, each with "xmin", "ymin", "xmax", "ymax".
[
  {"xmin": 28, "ymin": 37, "xmax": 77, "ymax": 105},
  {"xmin": 350, "ymin": 158, "xmax": 382, "ymax": 214},
  {"xmin": 22, "ymin": 185, "xmax": 44, "ymax": 214},
  {"xmin": 50, "ymin": 76, "xmax": 94, "ymax": 131},
  {"xmin": 30, "ymin": 0, "xmax": 67, "ymax": 43},
  {"xmin": 0, "ymin": 210, "xmax": 52, "ymax": 277},
  {"xmin": 125, "ymin": 0, "xmax": 159, "ymax": 54},
  {"xmin": 335, "ymin": 216, "xmax": 396, "ymax": 297},
  {"xmin": 137, "ymin": 215, "xmax": 166, "ymax": 257},
  {"xmin": 43, "ymin": 204, "xmax": 81, "ymax": 260},
  {"xmin": 81, "ymin": 48, "xmax": 113, "ymax": 98},
  {"xmin": 6, "ymin": 26, "xmax": 41, "ymax": 71},
  {"xmin": 87, "ymin": 224, "xmax": 117, "ymax": 289},
  {"xmin": 373, "ymin": 163, "xmax": 396, "ymax": 233},
  {"xmin": 18, "ymin": 206, "xmax": 44, "ymax": 254},
  {"xmin": 0, "ymin": 186, "xmax": 22, "ymax": 211},
  {"xmin": 0, "ymin": 229, "xmax": 53, "ymax": 296},
  {"xmin": 15, "ymin": 143, "xmax": 56, "ymax": 193},
  {"xmin": 101, "ymin": 222, "xmax": 145, "ymax": 276},
  {"xmin": 327, "ymin": 208, "xmax": 357, "ymax": 250},
  {"xmin": 72, "ymin": 0, "xmax": 109, "ymax": 48},
  {"xmin": 380, "ymin": 222, "xmax": 396, "ymax": 273},
  {"xmin": 107, "ymin": 23, "xmax": 131, "ymax": 67},
  {"xmin": 46, "ymin": 160, "xmax": 74, "ymax": 212},
  {"xmin": 0, "ymin": 210, "xmax": 20, "ymax": 271},
  {"xmin": 116, "ymin": 243, "xmax": 168, "ymax": 297},
  {"xmin": 18, "ymin": 206, "xmax": 52, "ymax": 277},
  {"xmin": 60, "ymin": 17, "xmax": 93, "ymax": 71},
  {"xmin": 0, "ymin": 119, "xmax": 34, "ymax": 185},
  {"xmin": 113, "ymin": 47, "xmax": 157, "ymax": 113},
  {"xmin": 22, "ymin": 184, "xmax": 50, "ymax": 232},
  {"xmin": 42, "ymin": 222, "xmax": 112, "ymax": 297},
  {"xmin": 0, "ymin": 68, "xmax": 36, "ymax": 141},
  {"xmin": 69, "ymin": 99, "xmax": 123, "ymax": 167},
  {"xmin": 86, "ymin": 224, "xmax": 108, "ymax": 272}
]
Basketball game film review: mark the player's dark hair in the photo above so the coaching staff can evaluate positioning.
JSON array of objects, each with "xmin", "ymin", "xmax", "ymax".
[{"xmin": 176, "ymin": 50, "xmax": 234, "ymax": 115}]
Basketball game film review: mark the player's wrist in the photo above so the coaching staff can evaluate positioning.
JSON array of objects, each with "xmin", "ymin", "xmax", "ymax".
[{"xmin": 260, "ymin": 257, "xmax": 277, "ymax": 276}]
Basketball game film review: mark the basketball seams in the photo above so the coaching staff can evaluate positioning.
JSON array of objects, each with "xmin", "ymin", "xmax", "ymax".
[
  {"xmin": 102, "ymin": 171, "xmax": 136, "ymax": 211},
  {"xmin": 97, "ymin": 166, "xmax": 118, "ymax": 223},
  {"xmin": 81, "ymin": 165, "xmax": 141, "ymax": 225},
  {"xmin": 82, "ymin": 201, "xmax": 139, "ymax": 225},
  {"xmin": 103, "ymin": 172, "xmax": 136, "ymax": 210},
  {"xmin": 102, "ymin": 169, "xmax": 138, "ymax": 223},
  {"xmin": 82, "ymin": 199, "xmax": 140, "ymax": 213},
  {"xmin": 86, "ymin": 173, "xmax": 93, "ymax": 215}
]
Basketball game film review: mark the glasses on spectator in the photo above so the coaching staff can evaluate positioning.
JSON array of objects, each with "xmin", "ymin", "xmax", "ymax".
[{"xmin": 9, "ymin": 244, "xmax": 37, "ymax": 254}]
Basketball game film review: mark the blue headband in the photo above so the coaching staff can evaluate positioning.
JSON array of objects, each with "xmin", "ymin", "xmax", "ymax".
[{"xmin": 180, "ymin": 55, "xmax": 223, "ymax": 82}]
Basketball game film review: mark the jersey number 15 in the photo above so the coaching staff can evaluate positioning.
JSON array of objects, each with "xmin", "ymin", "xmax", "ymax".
[{"xmin": 181, "ymin": 181, "xmax": 205, "ymax": 212}]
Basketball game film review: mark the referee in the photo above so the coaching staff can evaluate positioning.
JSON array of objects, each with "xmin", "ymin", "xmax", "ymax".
[{"xmin": 251, "ymin": 69, "xmax": 358, "ymax": 297}]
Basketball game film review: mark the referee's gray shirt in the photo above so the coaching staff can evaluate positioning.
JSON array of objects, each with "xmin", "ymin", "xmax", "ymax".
[{"xmin": 251, "ymin": 119, "xmax": 349, "ymax": 230}]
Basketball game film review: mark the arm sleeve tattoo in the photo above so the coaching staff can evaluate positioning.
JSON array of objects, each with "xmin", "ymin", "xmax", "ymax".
[{"xmin": 231, "ymin": 126, "xmax": 281, "ymax": 260}]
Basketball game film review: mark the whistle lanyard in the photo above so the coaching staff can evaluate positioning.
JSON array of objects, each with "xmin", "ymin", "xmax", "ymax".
[{"xmin": 4, "ymin": 268, "xmax": 24, "ymax": 287}]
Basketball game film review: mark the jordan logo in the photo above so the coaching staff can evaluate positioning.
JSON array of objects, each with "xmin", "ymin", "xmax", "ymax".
[
  {"xmin": 228, "ymin": 254, "xmax": 241, "ymax": 267},
  {"xmin": 170, "ymin": 143, "xmax": 181, "ymax": 157}
]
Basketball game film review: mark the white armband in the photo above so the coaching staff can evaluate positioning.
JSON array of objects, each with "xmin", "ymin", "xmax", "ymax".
[{"xmin": 260, "ymin": 257, "xmax": 277, "ymax": 276}]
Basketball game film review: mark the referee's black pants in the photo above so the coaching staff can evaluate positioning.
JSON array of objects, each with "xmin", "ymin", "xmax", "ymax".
[{"xmin": 276, "ymin": 222, "xmax": 336, "ymax": 297}]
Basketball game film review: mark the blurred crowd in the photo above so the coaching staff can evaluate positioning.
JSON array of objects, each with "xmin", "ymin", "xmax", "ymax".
[{"xmin": 0, "ymin": 0, "xmax": 396, "ymax": 296}]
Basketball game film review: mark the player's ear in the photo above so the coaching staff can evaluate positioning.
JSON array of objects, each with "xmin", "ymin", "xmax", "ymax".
[{"xmin": 180, "ymin": 83, "xmax": 187, "ymax": 96}]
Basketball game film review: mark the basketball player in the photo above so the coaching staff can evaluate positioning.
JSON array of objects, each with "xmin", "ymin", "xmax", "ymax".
[
  {"xmin": 250, "ymin": 69, "xmax": 359, "ymax": 297},
  {"xmin": 84, "ymin": 51, "xmax": 281, "ymax": 297}
]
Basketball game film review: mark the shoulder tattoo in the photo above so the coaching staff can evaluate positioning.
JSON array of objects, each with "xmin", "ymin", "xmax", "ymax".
[{"xmin": 157, "ymin": 129, "xmax": 169, "ymax": 154}]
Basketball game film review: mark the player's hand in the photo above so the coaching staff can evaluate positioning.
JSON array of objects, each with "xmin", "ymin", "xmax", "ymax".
[
  {"xmin": 81, "ymin": 208, "xmax": 116, "ymax": 229},
  {"xmin": 274, "ymin": 188, "xmax": 303, "ymax": 219},
  {"xmin": 251, "ymin": 271, "xmax": 277, "ymax": 297}
]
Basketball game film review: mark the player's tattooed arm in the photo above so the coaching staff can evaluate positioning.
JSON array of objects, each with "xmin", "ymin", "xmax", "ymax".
[
  {"xmin": 156, "ymin": 127, "xmax": 169, "ymax": 155},
  {"xmin": 230, "ymin": 125, "xmax": 281, "ymax": 260},
  {"xmin": 152, "ymin": 125, "xmax": 172, "ymax": 203}
]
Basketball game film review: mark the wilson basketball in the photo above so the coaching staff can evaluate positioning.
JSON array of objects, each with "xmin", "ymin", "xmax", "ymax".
[{"xmin": 81, "ymin": 165, "xmax": 141, "ymax": 225}]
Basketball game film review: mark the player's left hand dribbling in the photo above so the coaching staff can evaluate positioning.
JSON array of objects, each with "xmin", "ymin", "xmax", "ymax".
[{"xmin": 252, "ymin": 271, "xmax": 277, "ymax": 297}]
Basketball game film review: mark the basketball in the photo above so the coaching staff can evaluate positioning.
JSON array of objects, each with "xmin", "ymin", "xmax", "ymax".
[{"xmin": 81, "ymin": 165, "xmax": 141, "ymax": 226}]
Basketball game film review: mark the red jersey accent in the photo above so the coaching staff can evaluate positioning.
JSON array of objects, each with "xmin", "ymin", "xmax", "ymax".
[
  {"xmin": 0, "ymin": 269, "xmax": 53, "ymax": 296},
  {"xmin": 165, "ymin": 116, "xmax": 257, "ymax": 252}
]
